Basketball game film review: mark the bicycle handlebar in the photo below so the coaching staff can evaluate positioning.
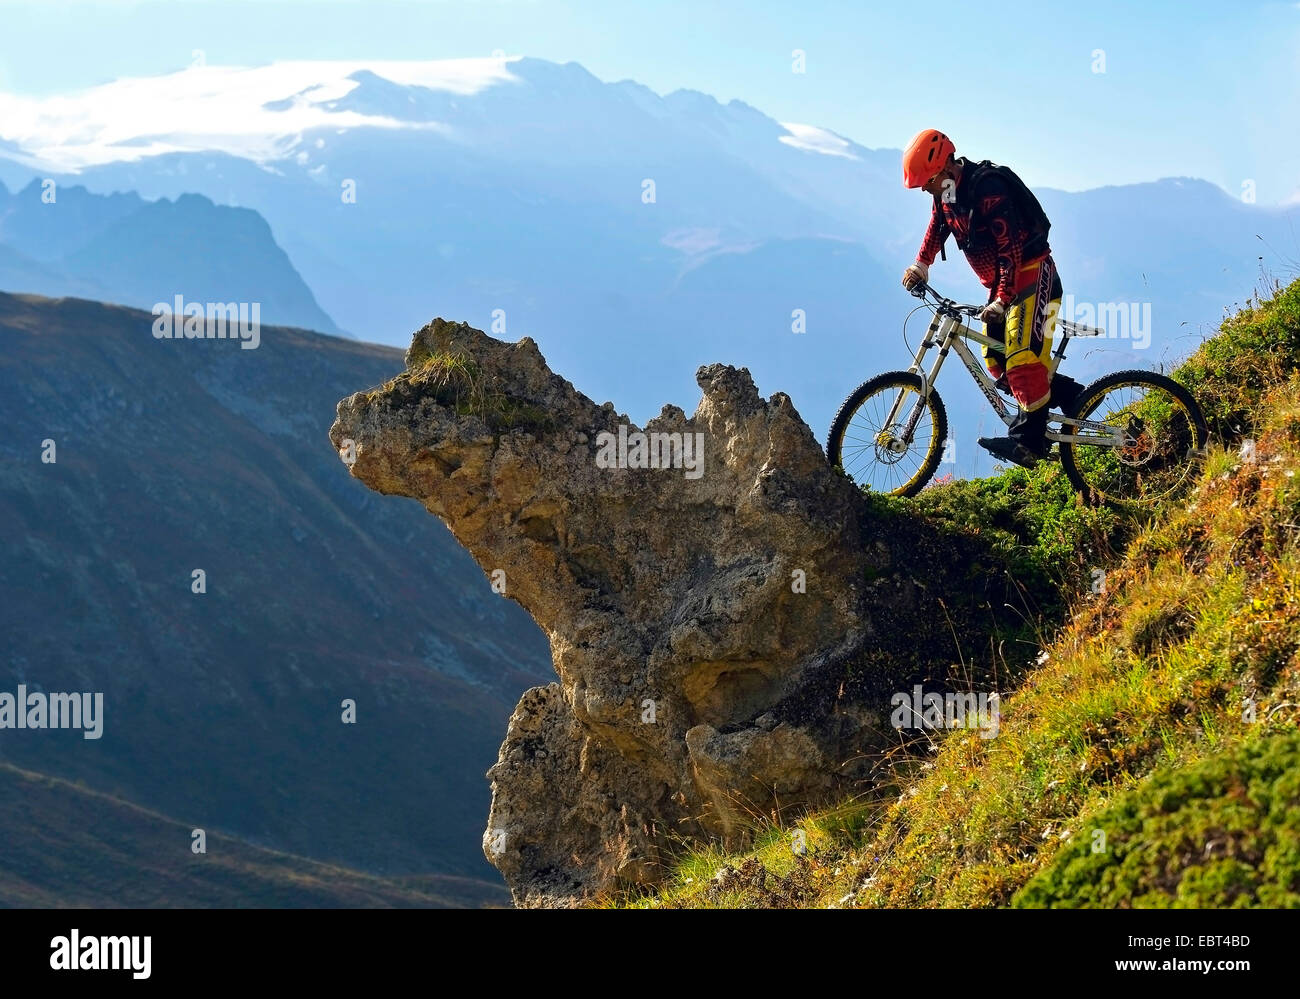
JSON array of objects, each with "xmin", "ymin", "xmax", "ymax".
[{"xmin": 907, "ymin": 280, "xmax": 985, "ymax": 318}]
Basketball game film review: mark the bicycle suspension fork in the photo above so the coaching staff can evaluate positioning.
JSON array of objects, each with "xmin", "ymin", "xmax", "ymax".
[{"xmin": 885, "ymin": 313, "xmax": 950, "ymax": 446}]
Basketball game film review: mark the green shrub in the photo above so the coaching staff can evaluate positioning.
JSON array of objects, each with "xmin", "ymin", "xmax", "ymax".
[
  {"xmin": 1176, "ymin": 279, "xmax": 1300, "ymax": 442},
  {"xmin": 909, "ymin": 461, "xmax": 1126, "ymax": 603},
  {"xmin": 1014, "ymin": 732, "xmax": 1300, "ymax": 908}
]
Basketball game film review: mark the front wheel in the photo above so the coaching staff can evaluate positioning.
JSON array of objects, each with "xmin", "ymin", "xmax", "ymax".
[
  {"xmin": 827, "ymin": 371, "xmax": 948, "ymax": 497},
  {"xmin": 1059, "ymin": 369, "xmax": 1208, "ymax": 506}
]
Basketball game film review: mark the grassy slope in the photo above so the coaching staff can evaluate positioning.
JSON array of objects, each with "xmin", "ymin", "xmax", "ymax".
[
  {"xmin": 0, "ymin": 761, "xmax": 505, "ymax": 908},
  {"xmin": 604, "ymin": 278, "xmax": 1300, "ymax": 909}
]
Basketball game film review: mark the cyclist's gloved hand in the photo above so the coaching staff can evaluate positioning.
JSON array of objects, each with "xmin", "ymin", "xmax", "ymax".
[
  {"xmin": 902, "ymin": 262, "xmax": 928, "ymax": 291},
  {"xmin": 981, "ymin": 299, "xmax": 1007, "ymax": 325}
]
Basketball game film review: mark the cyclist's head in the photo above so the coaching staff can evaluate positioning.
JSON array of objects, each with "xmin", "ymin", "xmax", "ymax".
[{"xmin": 902, "ymin": 128, "xmax": 956, "ymax": 193}]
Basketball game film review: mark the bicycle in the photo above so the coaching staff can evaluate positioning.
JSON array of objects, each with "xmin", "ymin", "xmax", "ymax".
[{"xmin": 826, "ymin": 281, "xmax": 1209, "ymax": 505}]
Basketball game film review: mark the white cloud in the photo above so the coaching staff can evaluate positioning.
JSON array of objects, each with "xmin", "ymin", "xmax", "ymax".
[
  {"xmin": 660, "ymin": 227, "xmax": 723, "ymax": 255},
  {"xmin": 777, "ymin": 122, "xmax": 858, "ymax": 160},
  {"xmin": 0, "ymin": 57, "xmax": 520, "ymax": 171}
]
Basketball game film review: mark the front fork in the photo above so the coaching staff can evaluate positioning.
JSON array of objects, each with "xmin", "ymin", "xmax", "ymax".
[{"xmin": 879, "ymin": 315, "xmax": 945, "ymax": 451}]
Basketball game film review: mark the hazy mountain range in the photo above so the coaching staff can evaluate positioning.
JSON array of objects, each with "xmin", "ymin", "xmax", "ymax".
[
  {"xmin": 0, "ymin": 181, "xmax": 339, "ymax": 334},
  {"xmin": 2, "ymin": 56, "xmax": 1296, "ymax": 474}
]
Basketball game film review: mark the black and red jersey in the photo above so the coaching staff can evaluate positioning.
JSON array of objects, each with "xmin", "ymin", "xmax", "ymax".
[{"xmin": 916, "ymin": 156, "xmax": 1051, "ymax": 304}]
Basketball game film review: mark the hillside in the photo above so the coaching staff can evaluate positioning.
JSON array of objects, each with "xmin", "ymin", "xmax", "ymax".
[
  {"xmin": 602, "ymin": 277, "xmax": 1300, "ymax": 908},
  {"xmin": 0, "ymin": 291, "xmax": 552, "ymax": 897},
  {"xmin": 0, "ymin": 762, "xmax": 503, "ymax": 908}
]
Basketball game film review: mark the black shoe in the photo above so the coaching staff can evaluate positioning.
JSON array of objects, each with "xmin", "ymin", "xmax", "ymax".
[
  {"xmin": 978, "ymin": 435, "xmax": 1048, "ymax": 469},
  {"xmin": 1049, "ymin": 374, "xmax": 1087, "ymax": 413}
]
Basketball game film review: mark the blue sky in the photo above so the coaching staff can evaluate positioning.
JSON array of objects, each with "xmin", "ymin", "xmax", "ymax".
[{"xmin": 2, "ymin": 0, "xmax": 1298, "ymax": 202}]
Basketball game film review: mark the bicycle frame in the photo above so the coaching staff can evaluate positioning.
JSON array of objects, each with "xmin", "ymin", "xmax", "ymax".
[{"xmin": 883, "ymin": 296, "xmax": 1125, "ymax": 450}]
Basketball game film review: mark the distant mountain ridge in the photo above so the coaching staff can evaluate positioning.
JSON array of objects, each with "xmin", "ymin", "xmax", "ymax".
[{"xmin": 0, "ymin": 180, "xmax": 340, "ymax": 334}]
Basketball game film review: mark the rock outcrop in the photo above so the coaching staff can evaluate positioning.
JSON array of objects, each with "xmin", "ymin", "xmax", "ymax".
[{"xmin": 331, "ymin": 318, "xmax": 1008, "ymax": 906}]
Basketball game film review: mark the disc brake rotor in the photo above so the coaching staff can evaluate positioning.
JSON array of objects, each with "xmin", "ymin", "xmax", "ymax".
[
  {"xmin": 1119, "ymin": 416, "xmax": 1158, "ymax": 466},
  {"xmin": 874, "ymin": 428, "xmax": 907, "ymax": 462}
]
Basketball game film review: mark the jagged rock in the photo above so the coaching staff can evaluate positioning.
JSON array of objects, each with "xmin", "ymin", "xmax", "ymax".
[{"xmin": 330, "ymin": 317, "xmax": 1000, "ymax": 907}]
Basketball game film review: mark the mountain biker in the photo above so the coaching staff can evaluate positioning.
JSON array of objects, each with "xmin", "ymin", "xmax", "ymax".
[{"xmin": 899, "ymin": 128, "xmax": 1084, "ymax": 468}]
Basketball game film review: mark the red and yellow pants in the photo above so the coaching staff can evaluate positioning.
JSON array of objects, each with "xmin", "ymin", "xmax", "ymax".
[{"xmin": 983, "ymin": 255, "xmax": 1062, "ymax": 413}]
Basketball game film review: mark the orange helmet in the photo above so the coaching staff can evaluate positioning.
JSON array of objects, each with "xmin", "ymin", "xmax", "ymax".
[{"xmin": 902, "ymin": 129, "xmax": 956, "ymax": 188}]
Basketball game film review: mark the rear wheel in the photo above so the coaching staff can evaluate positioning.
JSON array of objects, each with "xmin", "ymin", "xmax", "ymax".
[
  {"xmin": 1059, "ymin": 369, "xmax": 1208, "ymax": 506},
  {"xmin": 827, "ymin": 371, "xmax": 948, "ymax": 497}
]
